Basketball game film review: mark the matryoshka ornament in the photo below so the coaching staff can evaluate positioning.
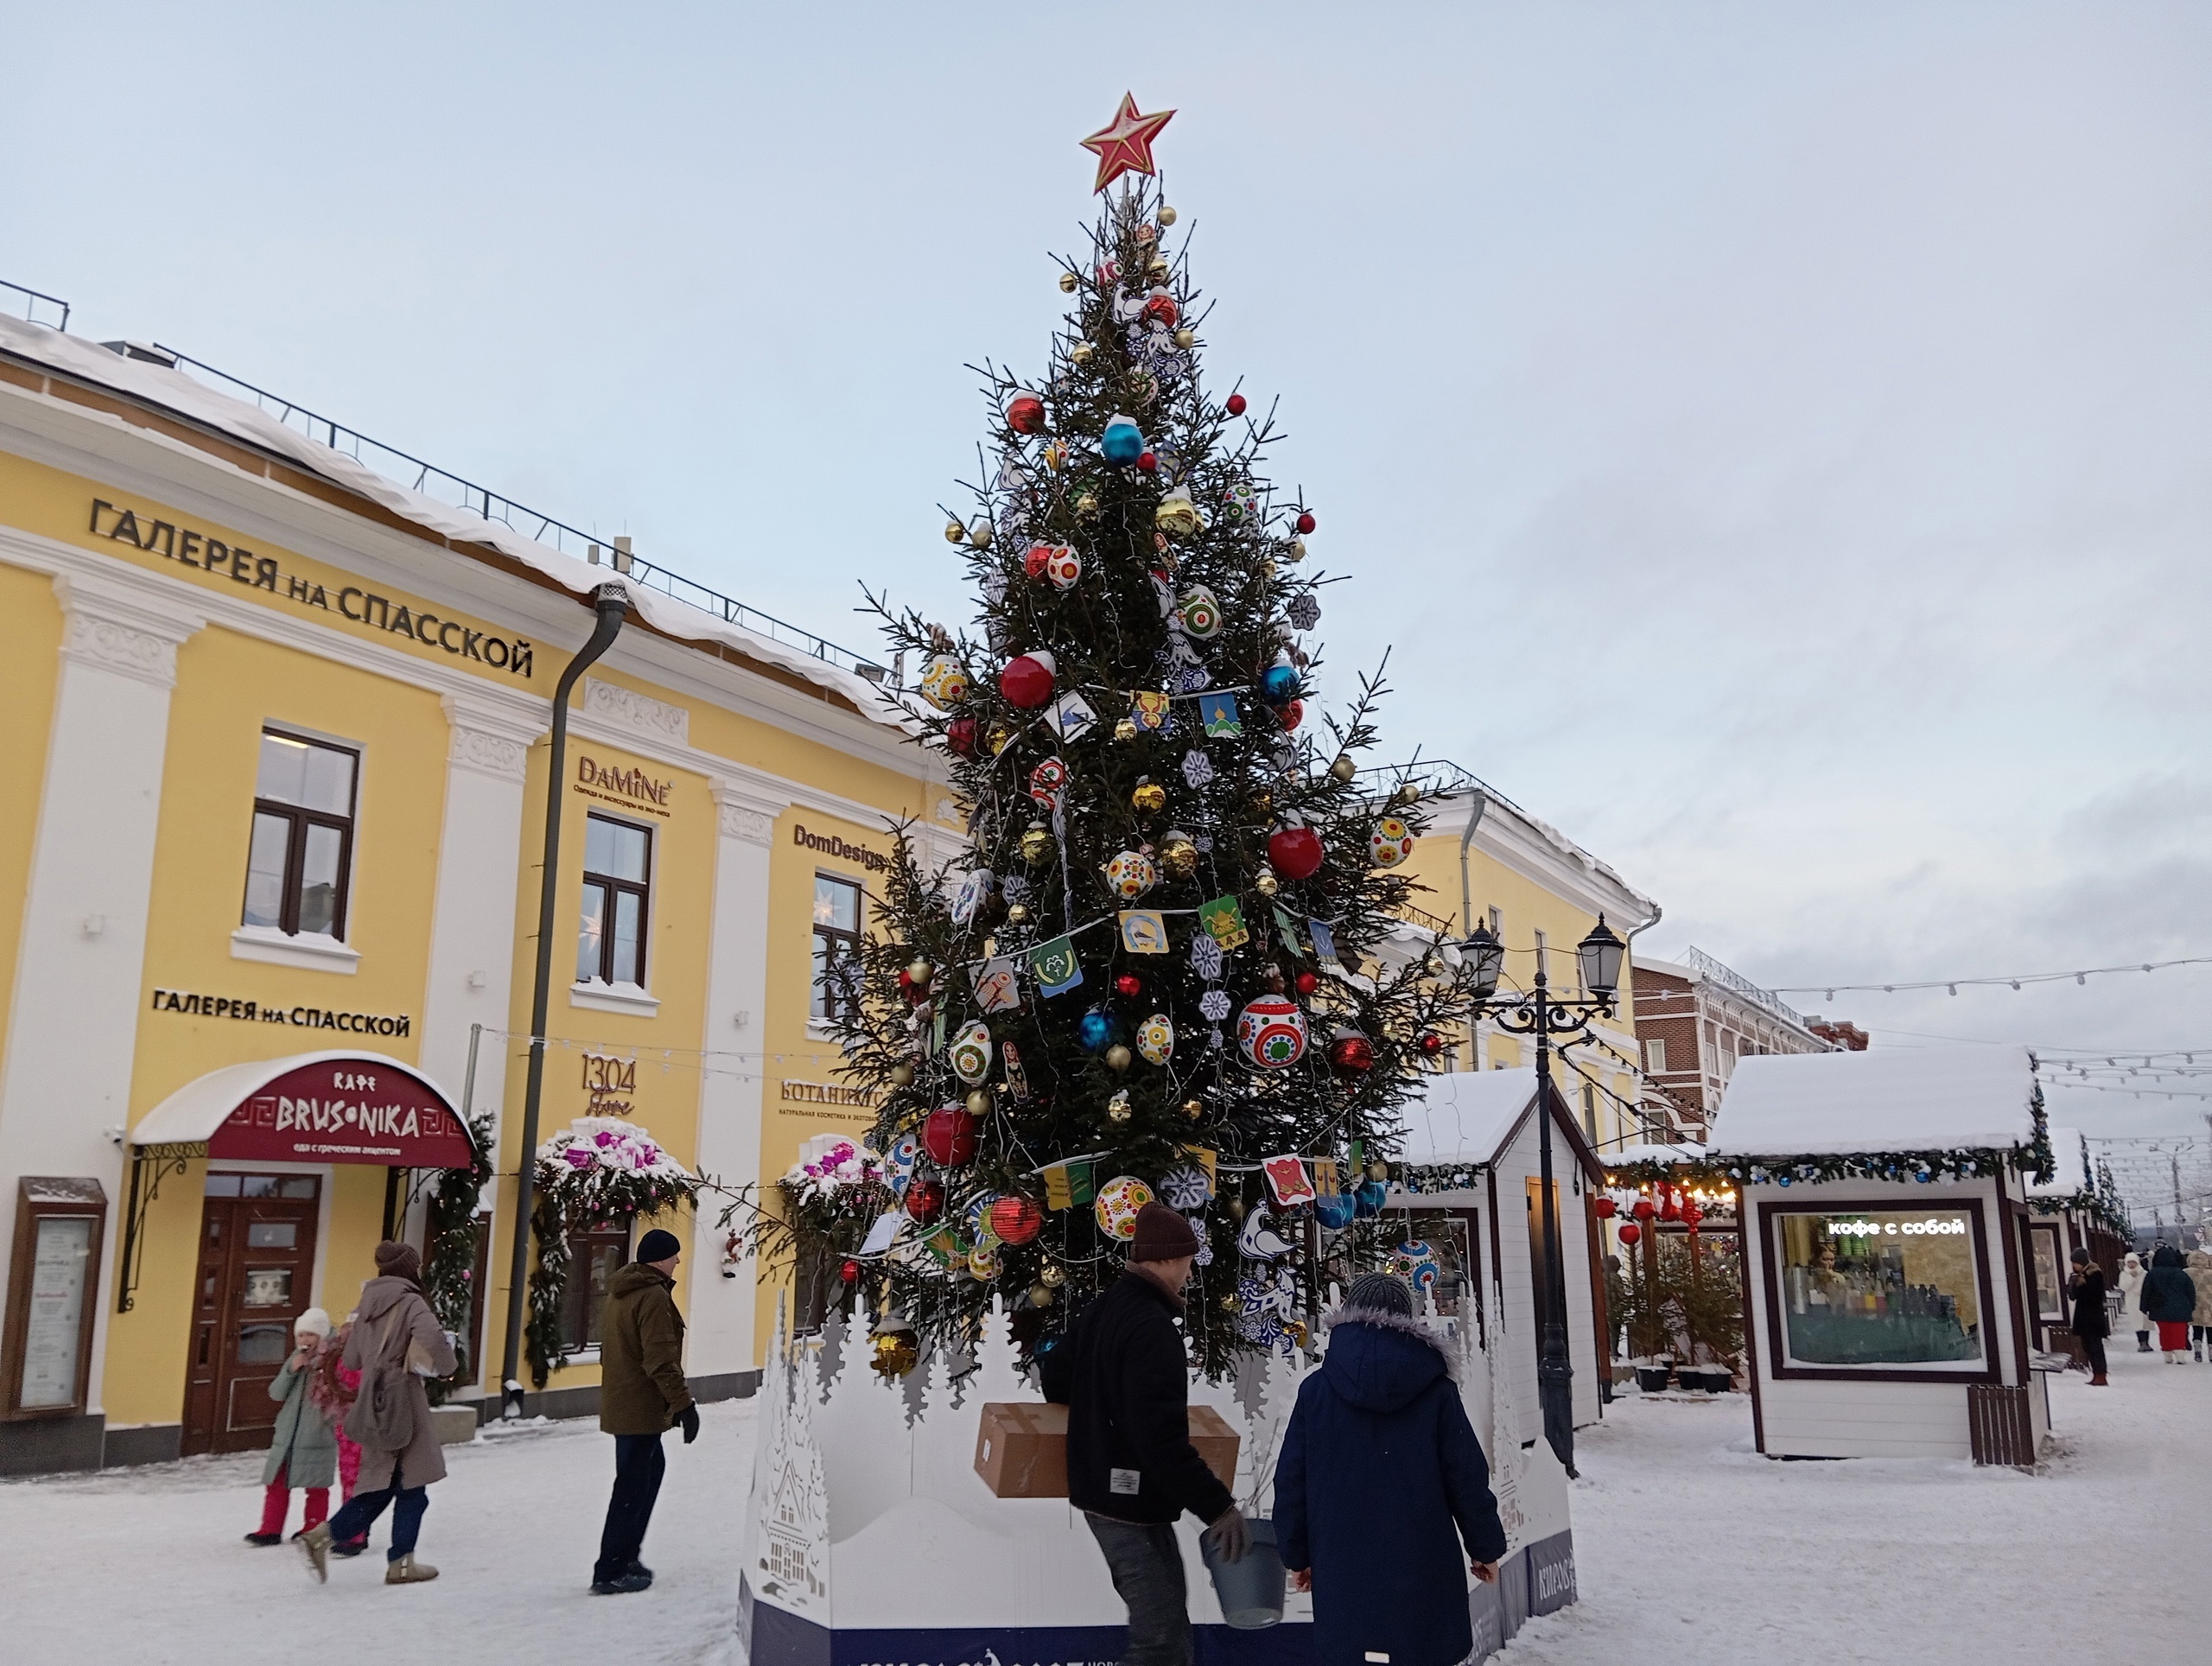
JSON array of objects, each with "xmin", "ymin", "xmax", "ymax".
[
  {"xmin": 1236, "ymin": 995, "xmax": 1309, "ymax": 1069},
  {"xmin": 948, "ymin": 1019, "xmax": 993, "ymax": 1087},
  {"xmin": 1135, "ymin": 1011, "xmax": 1175, "ymax": 1065},
  {"xmin": 918, "ymin": 653, "xmax": 969, "ymax": 710},
  {"xmin": 1370, "ymin": 815, "xmax": 1415, "ymax": 869},
  {"xmin": 1104, "ymin": 848, "xmax": 1157, "ymax": 900}
]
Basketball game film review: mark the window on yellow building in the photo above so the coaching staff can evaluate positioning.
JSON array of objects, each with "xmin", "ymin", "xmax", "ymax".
[
  {"xmin": 243, "ymin": 729, "xmax": 358, "ymax": 938},
  {"xmin": 578, "ymin": 814, "xmax": 652, "ymax": 987},
  {"xmin": 812, "ymin": 873, "xmax": 863, "ymax": 1022},
  {"xmin": 560, "ymin": 1216, "xmax": 632, "ymax": 1353}
]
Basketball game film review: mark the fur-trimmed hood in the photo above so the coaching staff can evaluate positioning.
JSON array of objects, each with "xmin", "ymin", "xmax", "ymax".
[{"xmin": 1320, "ymin": 1306, "xmax": 1457, "ymax": 1410}]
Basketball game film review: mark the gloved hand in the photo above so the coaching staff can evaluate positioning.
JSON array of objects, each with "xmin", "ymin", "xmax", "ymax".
[
  {"xmin": 1205, "ymin": 1506, "xmax": 1249, "ymax": 1564},
  {"xmin": 678, "ymin": 1404, "xmax": 701, "ymax": 1445}
]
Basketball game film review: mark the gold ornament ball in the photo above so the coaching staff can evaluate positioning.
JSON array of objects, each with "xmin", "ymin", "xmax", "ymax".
[
  {"xmin": 1173, "ymin": 327, "xmax": 1196, "ymax": 349},
  {"xmin": 1020, "ymin": 823, "xmax": 1056, "ymax": 865},
  {"xmin": 870, "ymin": 1333, "xmax": 920, "ymax": 1378},
  {"xmin": 1154, "ymin": 499, "xmax": 1202, "ymax": 539},
  {"xmin": 988, "ymin": 724, "xmax": 1014, "ymax": 756},
  {"xmin": 1147, "ymin": 255, "xmax": 1170, "ymax": 279},
  {"xmin": 1330, "ymin": 754, "xmax": 1359, "ymax": 783},
  {"xmin": 1071, "ymin": 341, "xmax": 1095, "ymax": 366},
  {"xmin": 1029, "ymin": 1283, "xmax": 1054, "ymax": 1307},
  {"xmin": 1262, "ymin": 559, "xmax": 1278, "ymax": 579},
  {"xmin": 1391, "ymin": 783, "xmax": 1421, "ymax": 808},
  {"xmin": 1131, "ymin": 780, "xmax": 1167, "ymax": 815},
  {"xmin": 968, "ymin": 520, "xmax": 995, "ymax": 550},
  {"xmin": 1255, "ymin": 864, "xmax": 1279, "ymax": 897},
  {"xmin": 944, "ymin": 519, "xmax": 968, "ymax": 544},
  {"xmin": 1158, "ymin": 205, "xmax": 1178, "ymax": 226},
  {"xmin": 1180, "ymin": 1097, "xmax": 1205, "ymax": 1121},
  {"xmin": 1058, "ymin": 270, "xmax": 1079, "ymax": 293},
  {"xmin": 1105, "ymin": 1045, "xmax": 1133, "ymax": 1072},
  {"xmin": 1369, "ymin": 1160, "xmax": 1390, "ymax": 1181},
  {"xmin": 1076, "ymin": 493, "xmax": 1100, "ymax": 517},
  {"xmin": 1220, "ymin": 1294, "xmax": 1238, "ymax": 1313},
  {"xmin": 889, "ymin": 1062, "xmax": 916, "ymax": 1089},
  {"xmin": 965, "ymin": 1089, "xmax": 992, "ymax": 1116},
  {"xmin": 1160, "ymin": 833, "xmax": 1198, "ymax": 880},
  {"xmin": 1039, "ymin": 1261, "xmax": 1066, "ymax": 1288},
  {"xmin": 1114, "ymin": 716, "xmax": 1139, "ymax": 742},
  {"xmin": 1287, "ymin": 538, "xmax": 1306, "ymax": 563},
  {"xmin": 1005, "ymin": 902, "xmax": 1031, "ymax": 926},
  {"xmin": 1250, "ymin": 789, "xmax": 1273, "ymax": 817},
  {"xmin": 906, "ymin": 957, "xmax": 934, "ymax": 986},
  {"xmin": 1106, "ymin": 1091, "xmax": 1133, "ymax": 1122}
]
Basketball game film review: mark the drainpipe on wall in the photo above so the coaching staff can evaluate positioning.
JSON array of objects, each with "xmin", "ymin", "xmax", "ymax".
[{"xmin": 499, "ymin": 582, "xmax": 630, "ymax": 1418}]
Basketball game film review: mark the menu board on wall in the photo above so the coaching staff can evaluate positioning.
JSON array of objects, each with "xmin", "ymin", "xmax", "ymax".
[{"xmin": 19, "ymin": 1217, "xmax": 93, "ymax": 1409}]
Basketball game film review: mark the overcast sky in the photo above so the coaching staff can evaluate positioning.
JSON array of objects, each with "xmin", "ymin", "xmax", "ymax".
[{"xmin": 7, "ymin": 3, "xmax": 2208, "ymax": 1139}]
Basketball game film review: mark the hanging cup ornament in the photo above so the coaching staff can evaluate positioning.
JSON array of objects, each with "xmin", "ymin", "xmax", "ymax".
[
  {"xmin": 1001, "ymin": 649, "xmax": 1056, "ymax": 709},
  {"xmin": 918, "ymin": 653, "xmax": 969, "ymax": 711},
  {"xmin": 1135, "ymin": 1011, "xmax": 1175, "ymax": 1065},
  {"xmin": 1175, "ymin": 586, "xmax": 1224, "ymax": 639},
  {"xmin": 1094, "ymin": 1175, "xmax": 1154, "ymax": 1240},
  {"xmin": 922, "ymin": 1106, "xmax": 980, "ymax": 1167},
  {"xmin": 1104, "ymin": 848, "xmax": 1157, "ymax": 900},
  {"xmin": 1007, "ymin": 392, "xmax": 1046, "ymax": 435},
  {"xmin": 1267, "ymin": 825, "xmax": 1325, "ymax": 881},
  {"xmin": 1370, "ymin": 815, "xmax": 1415, "ymax": 869},
  {"xmin": 968, "ymin": 1243, "xmax": 1003, "ymax": 1281},
  {"xmin": 1027, "ymin": 757, "xmax": 1069, "ymax": 811},
  {"xmin": 1102, "ymin": 413, "xmax": 1147, "ymax": 466},
  {"xmin": 1236, "ymin": 995, "xmax": 1309, "ymax": 1069},
  {"xmin": 949, "ymin": 1019, "xmax": 994, "ymax": 1087}
]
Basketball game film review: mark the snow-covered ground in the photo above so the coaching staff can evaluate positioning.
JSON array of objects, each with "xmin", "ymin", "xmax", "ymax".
[{"xmin": 4, "ymin": 1342, "xmax": 2206, "ymax": 1663}]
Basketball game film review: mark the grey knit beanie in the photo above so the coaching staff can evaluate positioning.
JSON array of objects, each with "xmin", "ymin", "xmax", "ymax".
[{"xmin": 1345, "ymin": 1272, "xmax": 1414, "ymax": 1317}]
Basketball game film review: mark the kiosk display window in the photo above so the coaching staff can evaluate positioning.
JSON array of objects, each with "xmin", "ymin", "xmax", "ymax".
[{"xmin": 1770, "ymin": 1205, "xmax": 1987, "ymax": 1372}]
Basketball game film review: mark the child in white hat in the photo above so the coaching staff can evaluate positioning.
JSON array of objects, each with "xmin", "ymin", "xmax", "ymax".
[{"xmin": 246, "ymin": 1308, "xmax": 339, "ymax": 1546}]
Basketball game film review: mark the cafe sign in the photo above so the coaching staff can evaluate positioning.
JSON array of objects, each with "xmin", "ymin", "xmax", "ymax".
[{"xmin": 130, "ymin": 1053, "xmax": 474, "ymax": 1168}]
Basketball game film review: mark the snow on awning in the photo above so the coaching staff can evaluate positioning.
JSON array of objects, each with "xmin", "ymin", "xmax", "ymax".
[
  {"xmin": 1709, "ymin": 1045, "xmax": 2038, "ymax": 1160},
  {"xmin": 2027, "ymin": 1126, "xmax": 2090, "ymax": 1199},
  {"xmin": 132, "ymin": 1052, "xmax": 474, "ymax": 1167}
]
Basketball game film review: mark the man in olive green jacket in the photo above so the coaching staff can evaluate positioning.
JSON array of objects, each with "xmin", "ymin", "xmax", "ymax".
[{"xmin": 592, "ymin": 1229, "xmax": 698, "ymax": 1595}]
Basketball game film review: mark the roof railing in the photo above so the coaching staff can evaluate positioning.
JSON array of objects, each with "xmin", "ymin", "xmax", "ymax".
[
  {"xmin": 1, "ymin": 279, "xmax": 70, "ymax": 333},
  {"xmin": 1682, "ymin": 945, "xmax": 1807, "ymax": 1028}
]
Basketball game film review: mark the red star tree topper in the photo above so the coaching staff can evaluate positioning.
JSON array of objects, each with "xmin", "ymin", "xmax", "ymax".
[{"xmin": 1081, "ymin": 93, "xmax": 1174, "ymax": 193}]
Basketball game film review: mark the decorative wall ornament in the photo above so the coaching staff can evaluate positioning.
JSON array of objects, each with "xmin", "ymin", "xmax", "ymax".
[
  {"xmin": 584, "ymin": 677, "xmax": 690, "ymax": 745},
  {"xmin": 60, "ymin": 613, "xmax": 186, "ymax": 686},
  {"xmin": 720, "ymin": 801, "xmax": 777, "ymax": 846},
  {"xmin": 448, "ymin": 722, "xmax": 531, "ymax": 782}
]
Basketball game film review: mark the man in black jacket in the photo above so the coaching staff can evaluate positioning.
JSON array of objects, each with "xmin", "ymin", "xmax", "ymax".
[{"xmin": 1044, "ymin": 1203, "xmax": 1246, "ymax": 1666}]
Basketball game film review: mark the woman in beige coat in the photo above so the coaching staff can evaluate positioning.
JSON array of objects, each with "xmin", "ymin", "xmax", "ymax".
[
  {"xmin": 301, "ymin": 1242, "xmax": 456, "ymax": 1586},
  {"xmin": 2188, "ymin": 1247, "xmax": 2212, "ymax": 1362}
]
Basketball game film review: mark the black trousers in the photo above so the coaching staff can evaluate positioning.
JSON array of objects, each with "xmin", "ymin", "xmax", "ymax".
[
  {"xmin": 595, "ymin": 1432, "xmax": 666, "ymax": 1582},
  {"xmin": 2082, "ymin": 1333, "xmax": 2107, "ymax": 1376}
]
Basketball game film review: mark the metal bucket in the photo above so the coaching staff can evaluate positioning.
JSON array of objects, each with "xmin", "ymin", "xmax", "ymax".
[{"xmin": 1201, "ymin": 1517, "xmax": 1287, "ymax": 1629}]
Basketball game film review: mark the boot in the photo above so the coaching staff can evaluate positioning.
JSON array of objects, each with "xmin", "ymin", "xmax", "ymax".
[
  {"xmin": 299, "ymin": 1522, "xmax": 332, "ymax": 1585},
  {"xmin": 385, "ymin": 1554, "xmax": 439, "ymax": 1585},
  {"xmin": 2196, "ymin": 1341, "xmax": 2204, "ymax": 1362},
  {"xmin": 245, "ymin": 1532, "xmax": 283, "ymax": 1547},
  {"xmin": 2138, "ymin": 1333, "xmax": 2153, "ymax": 1352},
  {"xmin": 2091, "ymin": 1371, "xmax": 2109, "ymax": 1385}
]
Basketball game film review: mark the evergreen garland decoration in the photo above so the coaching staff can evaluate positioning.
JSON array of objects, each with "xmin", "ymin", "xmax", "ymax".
[
  {"xmin": 819, "ymin": 177, "xmax": 1474, "ymax": 1370},
  {"xmin": 421, "ymin": 1112, "xmax": 493, "ymax": 1407}
]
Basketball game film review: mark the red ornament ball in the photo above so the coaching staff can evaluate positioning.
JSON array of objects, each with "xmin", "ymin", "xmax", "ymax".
[
  {"xmin": 839, "ymin": 1259, "xmax": 860, "ymax": 1285},
  {"xmin": 1593, "ymin": 1196, "xmax": 1618, "ymax": 1219},
  {"xmin": 1225, "ymin": 392, "xmax": 1248, "ymax": 417},
  {"xmin": 1417, "ymin": 1032, "xmax": 1445, "ymax": 1056},
  {"xmin": 1000, "ymin": 652, "xmax": 1056, "ymax": 709},
  {"xmin": 1294, "ymin": 970, "xmax": 1319, "ymax": 996},
  {"xmin": 1115, "ymin": 974, "xmax": 1142, "ymax": 999},
  {"xmin": 1007, "ymin": 393, "xmax": 1046, "ymax": 435},
  {"xmin": 1275, "ymin": 698, "xmax": 1303, "ymax": 731},
  {"xmin": 1617, "ymin": 1221, "xmax": 1642, "ymax": 1246},
  {"xmin": 988, "ymin": 1195, "xmax": 1045, "ymax": 1246},
  {"xmin": 1630, "ymin": 1198, "xmax": 1656, "ymax": 1222},
  {"xmin": 1267, "ymin": 826, "xmax": 1325, "ymax": 881},
  {"xmin": 904, "ymin": 1180, "xmax": 945, "ymax": 1224},
  {"xmin": 946, "ymin": 715, "xmax": 978, "ymax": 757},
  {"xmin": 1136, "ymin": 450, "xmax": 1158, "ymax": 474},
  {"xmin": 922, "ymin": 1106, "xmax": 979, "ymax": 1167},
  {"xmin": 1327, "ymin": 1032, "xmax": 1376, "ymax": 1074},
  {"xmin": 1023, "ymin": 543, "xmax": 1052, "ymax": 580},
  {"xmin": 1295, "ymin": 511, "xmax": 1316, "ymax": 535}
]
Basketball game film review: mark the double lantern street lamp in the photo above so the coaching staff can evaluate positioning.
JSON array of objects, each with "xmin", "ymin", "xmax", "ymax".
[{"xmin": 1455, "ymin": 913, "xmax": 1627, "ymax": 1479}]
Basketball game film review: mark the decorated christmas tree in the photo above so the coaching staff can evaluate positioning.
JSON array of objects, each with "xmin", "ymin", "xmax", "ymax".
[{"xmin": 806, "ymin": 98, "xmax": 1471, "ymax": 1375}]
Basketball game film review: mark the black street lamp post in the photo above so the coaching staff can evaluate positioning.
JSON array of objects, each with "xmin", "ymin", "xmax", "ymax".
[{"xmin": 1458, "ymin": 914, "xmax": 1625, "ymax": 1478}]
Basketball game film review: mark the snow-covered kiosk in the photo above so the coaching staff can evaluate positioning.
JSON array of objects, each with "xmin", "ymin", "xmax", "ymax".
[
  {"xmin": 1387, "ymin": 1068, "xmax": 1610, "ymax": 1436},
  {"xmin": 2024, "ymin": 1127, "xmax": 2129, "ymax": 1352},
  {"xmin": 1710, "ymin": 1045, "xmax": 2056, "ymax": 1466}
]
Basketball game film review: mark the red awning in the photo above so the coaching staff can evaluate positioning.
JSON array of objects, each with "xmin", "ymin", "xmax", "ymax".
[{"xmin": 131, "ymin": 1052, "xmax": 475, "ymax": 1168}]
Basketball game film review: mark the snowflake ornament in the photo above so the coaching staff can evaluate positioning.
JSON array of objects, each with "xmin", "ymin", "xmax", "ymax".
[
  {"xmin": 1199, "ymin": 989, "xmax": 1232, "ymax": 1022},
  {"xmin": 1191, "ymin": 935, "xmax": 1224, "ymax": 980},
  {"xmin": 1181, "ymin": 749, "xmax": 1216, "ymax": 789},
  {"xmin": 1287, "ymin": 593, "xmax": 1320, "ymax": 632}
]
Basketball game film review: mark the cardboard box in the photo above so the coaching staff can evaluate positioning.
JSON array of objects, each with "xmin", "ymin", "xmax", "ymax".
[{"xmin": 973, "ymin": 1402, "xmax": 1241, "ymax": 1500}]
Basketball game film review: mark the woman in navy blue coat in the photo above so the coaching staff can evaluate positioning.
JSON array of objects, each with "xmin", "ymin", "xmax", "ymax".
[{"xmin": 1274, "ymin": 1274, "xmax": 1509, "ymax": 1666}]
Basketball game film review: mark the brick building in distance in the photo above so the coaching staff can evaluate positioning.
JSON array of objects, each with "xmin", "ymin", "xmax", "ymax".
[{"xmin": 1631, "ymin": 947, "xmax": 1849, "ymax": 1138}]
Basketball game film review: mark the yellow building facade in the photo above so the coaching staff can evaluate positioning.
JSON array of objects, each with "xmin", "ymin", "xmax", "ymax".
[{"xmin": 0, "ymin": 317, "xmax": 957, "ymax": 1473}]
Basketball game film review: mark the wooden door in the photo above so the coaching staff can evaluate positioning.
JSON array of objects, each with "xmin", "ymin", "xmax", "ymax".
[{"xmin": 181, "ymin": 1173, "xmax": 321, "ymax": 1457}]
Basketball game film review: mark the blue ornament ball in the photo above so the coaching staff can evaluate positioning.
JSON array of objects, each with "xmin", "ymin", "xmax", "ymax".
[
  {"xmin": 1078, "ymin": 1009, "xmax": 1120, "ymax": 1052},
  {"xmin": 1261, "ymin": 664, "xmax": 1302, "ymax": 706},
  {"xmin": 1101, "ymin": 414, "xmax": 1146, "ymax": 466}
]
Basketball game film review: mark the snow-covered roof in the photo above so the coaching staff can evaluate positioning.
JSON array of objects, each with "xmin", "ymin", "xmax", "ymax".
[
  {"xmin": 1396, "ymin": 1069, "xmax": 1540, "ymax": 1167},
  {"xmin": 0, "ymin": 315, "xmax": 899, "ymax": 721},
  {"xmin": 2028, "ymin": 1126, "xmax": 2090, "ymax": 1200},
  {"xmin": 1710, "ymin": 1045, "xmax": 2039, "ymax": 1158},
  {"xmin": 1605, "ymin": 1141, "xmax": 1709, "ymax": 1169}
]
